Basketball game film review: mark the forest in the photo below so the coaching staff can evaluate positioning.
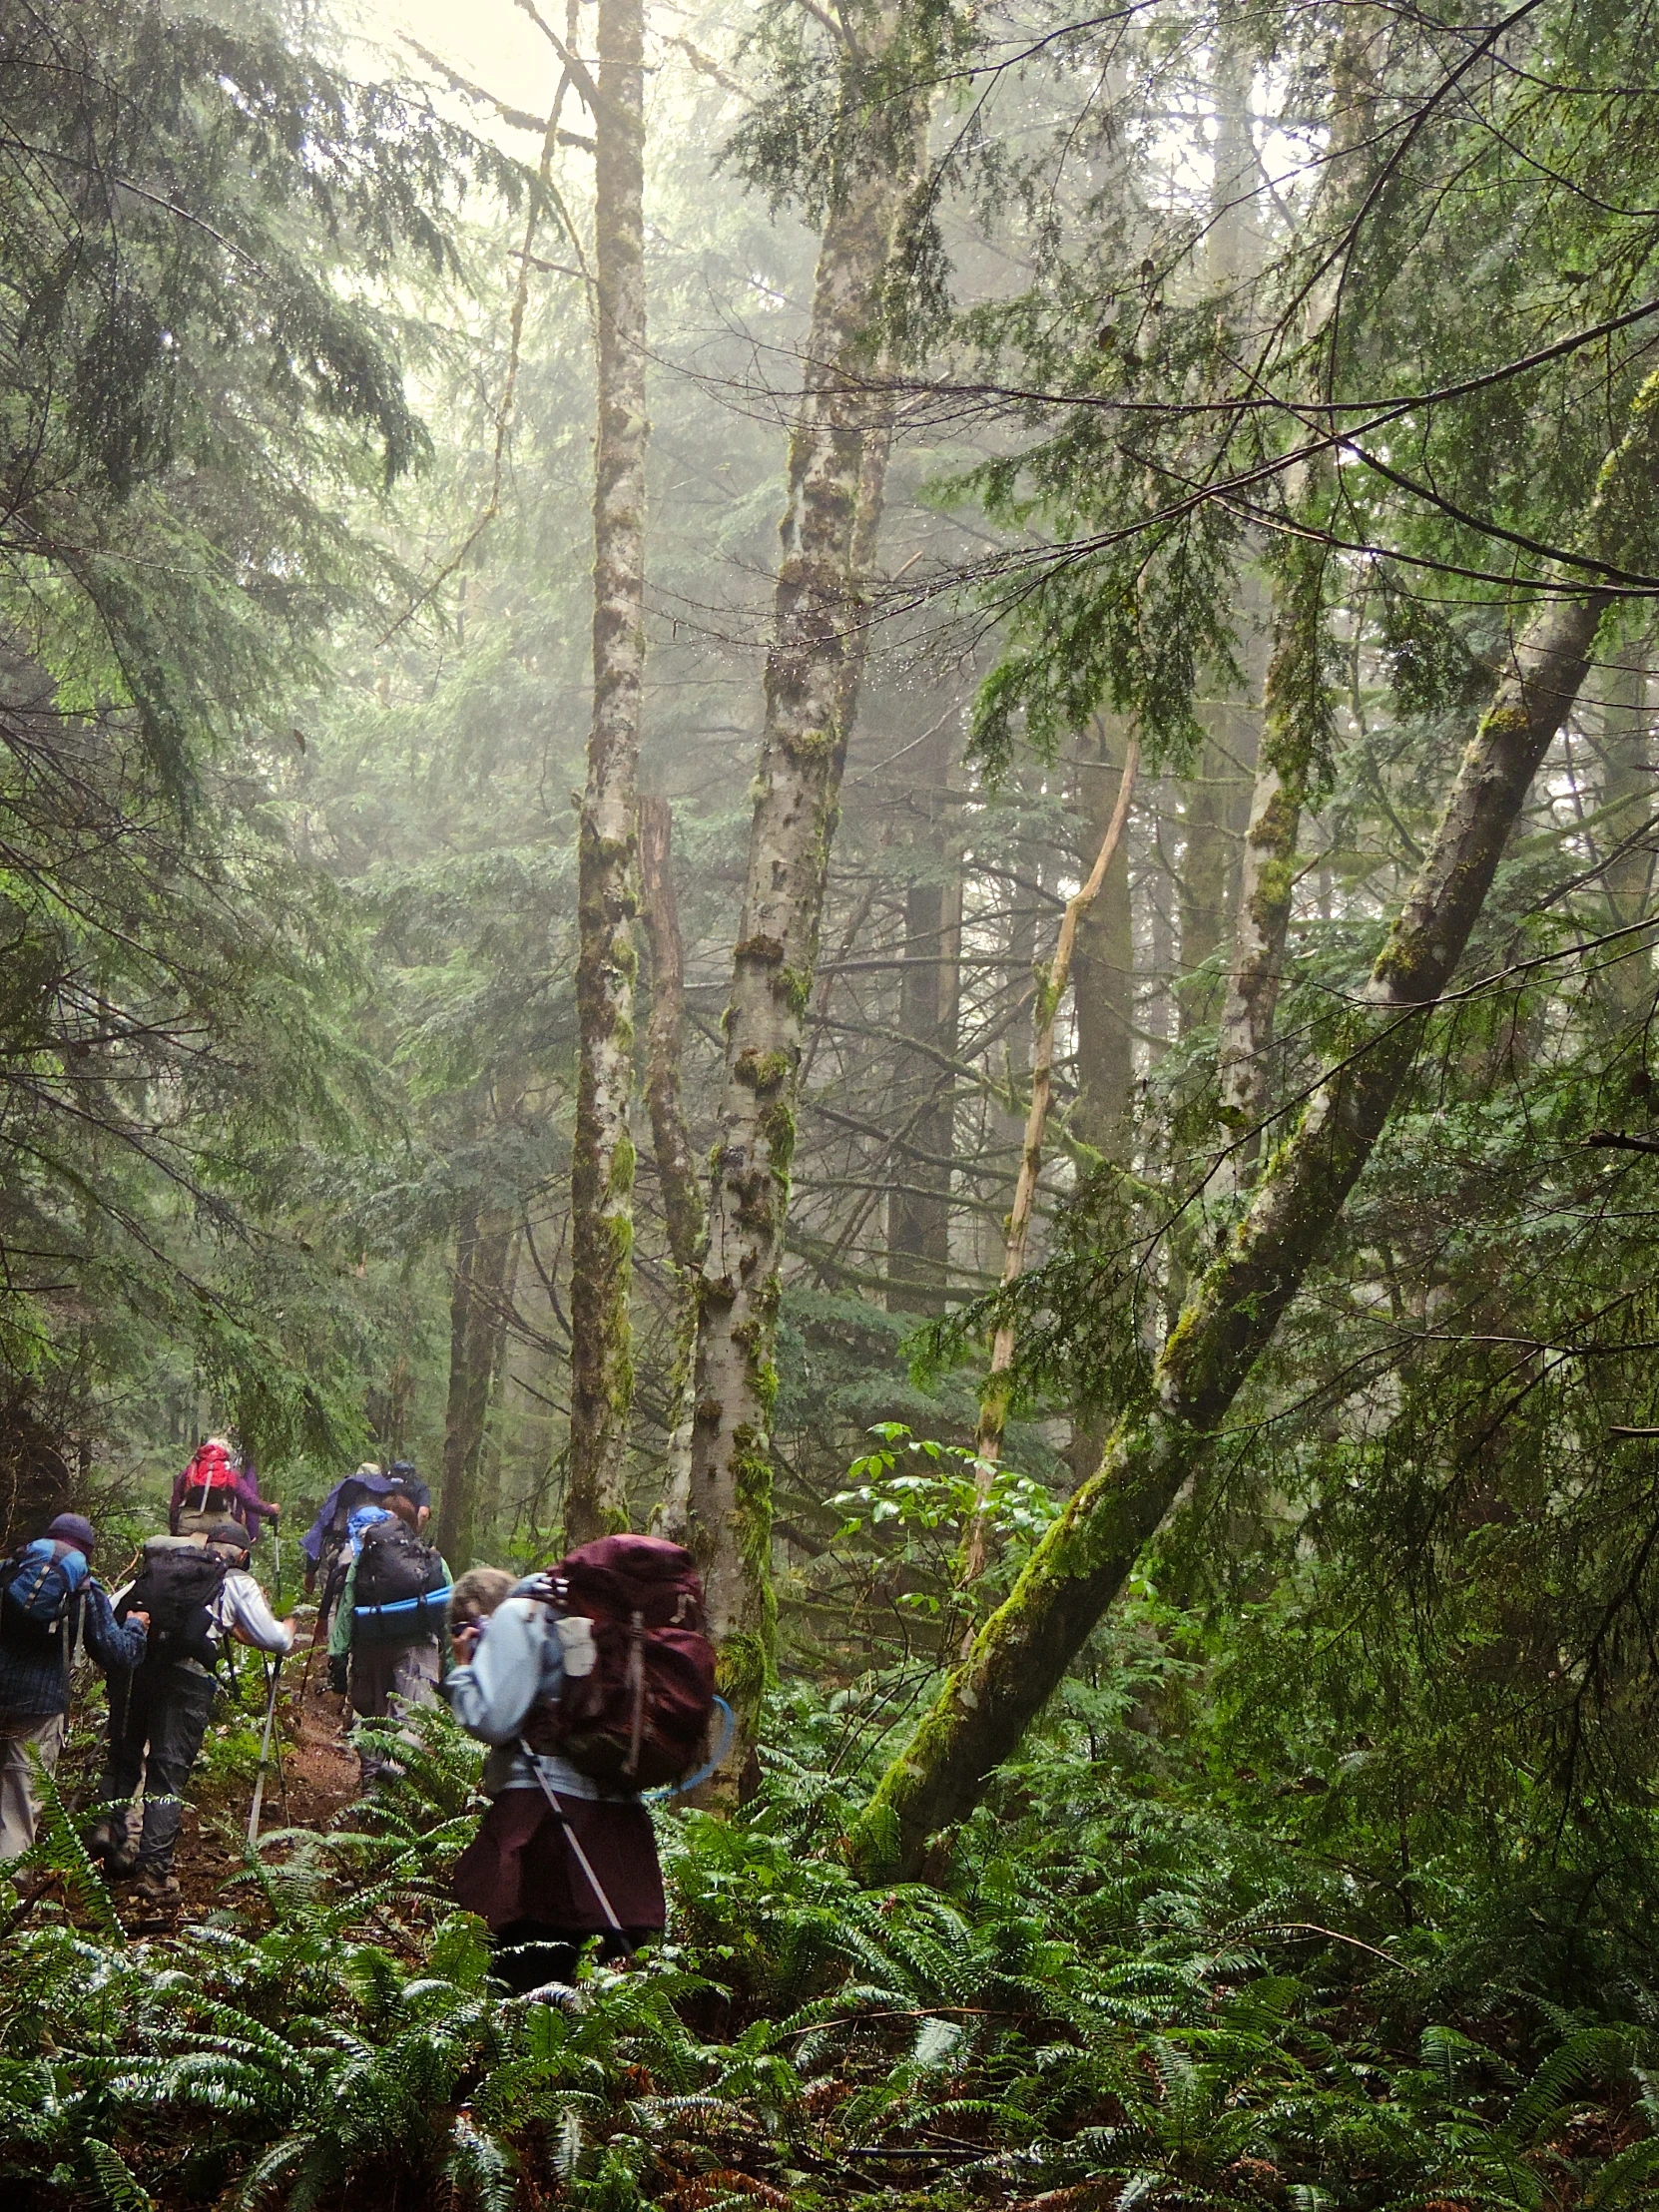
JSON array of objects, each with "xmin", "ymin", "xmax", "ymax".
[{"xmin": 7, "ymin": 0, "xmax": 1659, "ymax": 2202}]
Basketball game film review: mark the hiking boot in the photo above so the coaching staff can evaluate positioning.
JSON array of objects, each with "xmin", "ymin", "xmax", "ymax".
[
  {"xmin": 86, "ymin": 1819, "xmax": 137, "ymax": 1880},
  {"xmin": 128, "ymin": 1868, "xmax": 182, "ymax": 1922}
]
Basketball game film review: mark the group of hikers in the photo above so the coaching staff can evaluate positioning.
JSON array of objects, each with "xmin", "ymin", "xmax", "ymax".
[{"xmin": 0, "ymin": 1436, "xmax": 721, "ymax": 1992}]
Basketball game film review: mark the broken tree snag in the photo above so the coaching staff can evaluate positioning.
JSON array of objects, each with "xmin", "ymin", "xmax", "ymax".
[
  {"xmin": 639, "ymin": 794, "xmax": 704, "ymax": 1536},
  {"xmin": 961, "ymin": 737, "xmax": 1140, "ymax": 1585},
  {"xmin": 845, "ymin": 374, "xmax": 1659, "ymax": 1883},
  {"xmin": 686, "ymin": 1, "xmax": 929, "ymax": 1789},
  {"xmin": 568, "ymin": 0, "xmax": 648, "ymax": 1546}
]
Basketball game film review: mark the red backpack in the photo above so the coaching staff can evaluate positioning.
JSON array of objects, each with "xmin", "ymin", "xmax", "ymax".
[
  {"xmin": 182, "ymin": 1443, "xmax": 239, "ymax": 1518},
  {"xmin": 525, "ymin": 1534, "xmax": 717, "ymax": 1790}
]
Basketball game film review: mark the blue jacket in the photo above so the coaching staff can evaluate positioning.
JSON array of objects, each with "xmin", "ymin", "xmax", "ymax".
[{"xmin": 0, "ymin": 1579, "xmax": 147, "ymax": 1718}]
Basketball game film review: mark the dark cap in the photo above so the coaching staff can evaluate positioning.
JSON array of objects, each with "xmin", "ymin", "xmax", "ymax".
[
  {"xmin": 45, "ymin": 1512, "xmax": 96, "ymax": 1556},
  {"xmin": 205, "ymin": 1517, "xmax": 253, "ymax": 1552}
]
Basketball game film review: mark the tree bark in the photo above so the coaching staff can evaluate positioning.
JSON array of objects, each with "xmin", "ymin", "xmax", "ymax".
[
  {"xmin": 639, "ymin": 793, "xmax": 704, "ymax": 1535},
  {"xmin": 474, "ymin": 1229, "xmax": 522, "ymax": 1552},
  {"xmin": 962, "ymin": 739, "xmax": 1138, "ymax": 1580},
  {"xmin": 845, "ymin": 377, "xmax": 1659, "ymax": 1881},
  {"xmin": 639, "ymin": 796, "xmax": 704, "ymax": 1275},
  {"xmin": 1072, "ymin": 719, "xmax": 1137, "ymax": 1160},
  {"xmin": 887, "ymin": 715, "xmax": 962, "ymax": 1314},
  {"xmin": 1215, "ymin": 622, "xmax": 1305, "ymax": 1168},
  {"xmin": 686, "ymin": 10, "xmax": 927, "ymax": 1772},
  {"xmin": 1213, "ymin": 9, "xmax": 1373, "ymax": 1173},
  {"xmin": 438, "ymin": 1197, "xmax": 517, "ymax": 1569},
  {"xmin": 567, "ymin": 0, "xmax": 649, "ymax": 1547},
  {"xmin": 1592, "ymin": 648, "xmax": 1655, "ymax": 1032},
  {"xmin": 1178, "ymin": 27, "xmax": 1265, "ymax": 1039},
  {"xmin": 1068, "ymin": 719, "xmax": 1138, "ymax": 1486},
  {"xmin": 1176, "ymin": 736, "xmax": 1253, "ymax": 1034}
]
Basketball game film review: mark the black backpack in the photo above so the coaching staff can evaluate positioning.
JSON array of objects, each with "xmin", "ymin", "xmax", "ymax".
[
  {"xmin": 352, "ymin": 1519, "xmax": 446, "ymax": 1644},
  {"xmin": 120, "ymin": 1544, "xmax": 228, "ymax": 1669}
]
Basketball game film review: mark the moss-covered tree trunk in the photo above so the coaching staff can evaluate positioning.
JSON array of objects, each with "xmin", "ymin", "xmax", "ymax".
[
  {"xmin": 1068, "ymin": 719, "xmax": 1138, "ymax": 1487},
  {"xmin": 567, "ymin": 0, "xmax": 648, "ymax": 1547},
  {"xmin": 1073, "ymin": 719, "xmax": 1137, "ymax": 1161},
  {"xmin": 639, "ymin": 793, "xmax": 705, "ymax": 1534},
  {"xmin": 1593, "ymin": 649, "xmax": 1655, "ymax": 1032},
  {"xmin": 1215, "ymin": 11, "xmax": 1370, "ymax": 1174},
  {"xmin": 846, "ymin": 377, "xmax": 1659, "ymax": 1880},
  {"xmin": 687, "ymin": 10, "xmax": 926, "ymax": 1778},
  {"xmin": 1215, "ymin": 631, "xmax": 1307, "ymax": 1170}
]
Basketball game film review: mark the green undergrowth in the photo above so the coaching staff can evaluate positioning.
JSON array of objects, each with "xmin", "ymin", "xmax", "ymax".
[{"xmin": 4, "ymin": 1697, "xmax": 1659, "ymax": 2212}]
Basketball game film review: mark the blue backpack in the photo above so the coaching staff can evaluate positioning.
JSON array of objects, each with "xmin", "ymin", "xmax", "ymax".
[{"xmin": 1, "ymin": 1539, "xmax": 91, "ymax": 1652}]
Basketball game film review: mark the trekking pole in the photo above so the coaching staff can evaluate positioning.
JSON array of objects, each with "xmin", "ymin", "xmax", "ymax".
[
  {"xmin": 247, "ymin": 1653, "xmax": 282, "ymax": 1853},
  {"xmin": 294, "ymin": 1552, "xmax": 342, "ymax": 1707},
  {"xmin": 294, "ymin": 1601, "xmax": 326, "ymax": 1706}
]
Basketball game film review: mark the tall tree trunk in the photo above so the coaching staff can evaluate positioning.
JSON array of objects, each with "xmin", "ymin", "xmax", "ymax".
[
  {"xmin": 1594, "ymin": 648, "xmax": 1655, "ymax": 1033},
  {"xmin": 845, "ymin": 377, "xmax": 1659, "ymax": 1882},
  {"xmin": 436, "ymin": 1185, "xmax": 479, "ymax": 1563},
  {"xmin": 639, "ymin": 794, "xmax": 705, "ymax": 1534},
  {"xmin": 888, "ymin": 716, "xmax": 961, "ymax": 1314},
  {"xmin": 1068, "ymin": 718, "xmax": 1138, "ymax": 1486},
  {"xmin": 686, "ymin": 12, "xmax": 927, "ymax": 1774},
  {"xmin": 1176, "ymin": 742, "xmax": 1251, "ymax": 1034},
  {"xmin": 1178, "ymin": 22, "xmax": 1264, "ymax": 1039},
  {"xmin": 1215, "ymin": 8, "xmax": 1378, "ymax": 1169},
  {"xmin": 474, "ymin": 1230, "xmax": 522, "ymax": 1554},
  {"xmin": 438, "ymin": 1198, "xmax": 516, "ymax": 1568},
  {"xmin": 963, "ymin": 740, "xmax": 1139, "ymax": 1581},
  {"xmin": 1073, "ymin": 719, "xmax": 1137, "ymax": 1160},
  {"xmin": 1215, "ymin": 612, "xmax": 1308, "ymax": 1168},
  {"xmin": 567, "ymin": 0, "xmax": 649, "ymax": 1547}
]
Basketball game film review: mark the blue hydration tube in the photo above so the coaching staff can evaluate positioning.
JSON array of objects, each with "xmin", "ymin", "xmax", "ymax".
[{"xmin": 646, "ymin": 1696, "xmax": 736, "ymax": 1801}]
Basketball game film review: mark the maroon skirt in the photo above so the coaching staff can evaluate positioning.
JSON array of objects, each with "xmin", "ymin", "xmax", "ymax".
[{"xmin": 452, "ymin": 1787, "xmax": 666, "ymax": 1935}]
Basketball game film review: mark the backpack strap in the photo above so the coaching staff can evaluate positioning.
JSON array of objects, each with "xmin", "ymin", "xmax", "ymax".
[{"xmin": 643, "ymin": 1696, "xmax": 736, "ymax": 1802}]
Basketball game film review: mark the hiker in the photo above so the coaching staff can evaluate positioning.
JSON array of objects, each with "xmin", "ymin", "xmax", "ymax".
[
  {"xmin": 92, "ymin": 1518, "xmax": 293, "ymax": 1914},
  {"xmin": 300, "ymin": 1461, "xmax": 395, "ymax": 1599},
  {"xmin": 299, "ymin": 1463, "xmax": 397, "ymax": 1685},
  {"xmin": 328, "ymin": 1492, "xmax": 451, "ymax": 1785},
  {"xmin": 387, "ymin": 1460, "xmax": 431, "ymax": 1529},
  {"xmin": 446, "ymin": 1535, "xmax": 716, "ymax": 1996},
  {"xmin": 0, "ymin": 1513, "xmax": 148, "ymax": 1863},
  {"xmin": 446, "ymin": 1564, "xmax": 514, "ymax": 1786},
  {"xmin": 170, "ymin": 1437, "xmax": 280, "ymax": 1542}
]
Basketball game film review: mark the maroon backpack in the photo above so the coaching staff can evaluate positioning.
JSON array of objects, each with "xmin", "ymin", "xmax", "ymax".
[{"xmin": 525, "ymin": 1534, "xmax": 717, "ymax": 1790}]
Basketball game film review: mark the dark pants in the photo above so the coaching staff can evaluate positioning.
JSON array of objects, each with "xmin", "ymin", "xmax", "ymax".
[
  {"xmin": 99, "ymin": 1662, "xmax": 216, "ymax": 1875},
  {"xmin": 490, "ymin": 1922, "xmax": 657, "ymax": 1997}
]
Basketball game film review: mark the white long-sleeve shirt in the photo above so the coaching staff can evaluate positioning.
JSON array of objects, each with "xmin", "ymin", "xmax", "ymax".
[{"xmin": 212, "ymin": 1568, "xmax": 294, "ymax": 1656}]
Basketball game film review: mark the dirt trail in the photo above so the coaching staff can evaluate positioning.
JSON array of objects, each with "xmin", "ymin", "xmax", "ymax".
[{"xmin": 166, "ymin": 1660, "xmax": 360, "ymax": 1923}]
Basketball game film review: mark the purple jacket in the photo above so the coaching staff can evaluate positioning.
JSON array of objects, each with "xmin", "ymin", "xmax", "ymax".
[{"xmin": 169, "ymin": 1462, "xmax": 279, "ymax": 1534}]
